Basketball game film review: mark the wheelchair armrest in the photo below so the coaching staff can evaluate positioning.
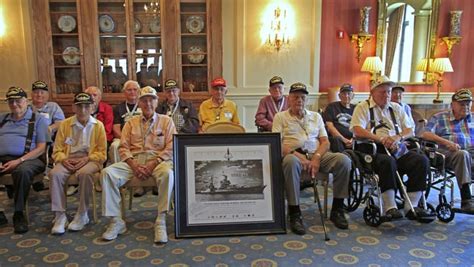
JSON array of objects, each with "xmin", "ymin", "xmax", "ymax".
[
  {"xmin": 353, "ymin": 139, "xmax": 377, "ymax": 155},
  {"xmin": 421, "ymin": 139, "xmax": 439, "ymax": 150}
]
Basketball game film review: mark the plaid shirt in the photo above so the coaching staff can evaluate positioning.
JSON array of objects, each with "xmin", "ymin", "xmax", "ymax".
[{"xmin": 424, "ymin": 110, "xmax": 474, "ymax": 149}]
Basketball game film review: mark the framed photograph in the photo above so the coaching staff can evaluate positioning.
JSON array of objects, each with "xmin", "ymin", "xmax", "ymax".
[{"xmin": 174, "ymin": 133, "xmax": 286, "ymax": 238}]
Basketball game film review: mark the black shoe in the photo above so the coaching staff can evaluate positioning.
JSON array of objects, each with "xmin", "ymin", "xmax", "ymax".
[
  {"xmin": 330, "ymin": 208, "xmax": 348, "ymax": 229},
  {"xmin": 32, "ymin": 181, "xmax": 45, "ymax": 192},
  {"xmin": 405, "ymin": 207, "xmax": 436, "ymax": 223},
  {"xmin": 13, "ymin": 212, "xmax": 28, "ymax": 234},
  {"xmin": 152, "ymin": 188, "xmax": 158, "ymax": 196},
  {"xmin": 289, "ymin": 214, "xmax": 306, "ymax": 235},
  {"xmin": 385, "ymin": 208, "xmax": 403, "ymax": 221},
  {"xmin": 133, "ymin": 187, "xmax": 146, "ymax": 197},
  {"xmin": 0, "ymin": 211, "xmax": 7, "ymax": 226},
  {"xmin": 460, "ymin": 199, "xmax": 474, "ymax": 214}
]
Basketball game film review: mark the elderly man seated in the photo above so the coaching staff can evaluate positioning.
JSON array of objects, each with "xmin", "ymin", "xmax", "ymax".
[
  {"xmin": 350, "ymin": 76, "xmax": 434, "ymax": 222},
  {"xmin": 199, "ymin": 77, "xmax": 240, "ymax": 131},
  {"xmin": 421, "ymin": 89, "xmax": 474, "ymax": 213},
  {"xmin": 272, "ymin": 82, "xmax": 352, "ymax": 234},
  {"xmin": 255, "ymin": 76, "xmax": 288, "ymax": 132},
  {"xmin": 101, "ymin": 86, "xmax": 176, "ymax": 244},
  {"xmin": 323, "ymin": 83, "xmax": 356, "ymax": 152},
  {"xmin": 49, "ymin": 92, "xmax": 107, "ymax": 235},
  {"xmin": 0, "ymin": 87, "xmax": 48, "ymax": 233}
]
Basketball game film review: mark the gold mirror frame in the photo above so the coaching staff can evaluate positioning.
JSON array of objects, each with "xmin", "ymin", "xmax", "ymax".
[{"xmin": 375, "ymin": 0, "xmax": 441, "ymax": 85}]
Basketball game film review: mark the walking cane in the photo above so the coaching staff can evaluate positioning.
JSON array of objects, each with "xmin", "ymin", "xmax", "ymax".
[{"xmin": 313, "ymin": 177, "xmax": 330, "ymax": 241}]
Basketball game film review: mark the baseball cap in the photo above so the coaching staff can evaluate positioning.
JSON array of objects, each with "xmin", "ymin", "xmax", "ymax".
[
  {"xmin": 269, "ymin": 76, "xmax": 284, "ymax": 87},
  {"xmin": 452, "ymin": 88, "xmax": 472, "ymax": 102},
  {"xmin": 164, "ymin": 79, "xmax": 179, "ymax": 90},
  {"xmin": 371, "ymin": 75, "xmax": 396, "ymax": 90},
  {"xmin": 74, "ymin": 92, "xmax": 93, "ymax": 105},
  {"xmin": 6, "ymin": 87, "xmax": 27, "ymax": 100},
  {"xmin": 211, "ymin": 77, "xmax": 226, "ymax": 87},
  {"xmin": 289, "ymin": 82, "xmax": 309, "ymax": 94},
  {"xmin": 392, "ymin": 85, "xmax": 405, "ymax": 92},
  {"xmin": 139, "ymin": 86, "xmax": 158, "ymax": 99},
  {"xmin": 32, "ymin": 80, "xmax": 49, "ymax": 91},
  {"xmin": 339, "ymin": 83, "xmax": 353, "ymax": 93}
]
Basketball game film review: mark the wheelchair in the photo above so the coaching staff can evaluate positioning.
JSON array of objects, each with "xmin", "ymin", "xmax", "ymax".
[
  {"xmin": 344, "ymin": 138, "xmax": 435, "ymax": 227},
  {"xmin": 418, "ymin": 139, "xmax": 474, "ymax": 223}
]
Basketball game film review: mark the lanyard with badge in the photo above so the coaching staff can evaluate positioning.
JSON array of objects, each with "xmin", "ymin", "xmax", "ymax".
[
  {"xmin": 123, "ymin": 102, "xmax": 138, "ymax": 122},
  {"xmin": 166, "ymin": 98, "xmax": 180, "ymax": 117},
  {"xmin": 272, "ymin": 97, "xmax": 285, "ymax": 113},
  {"xmin": 295, "ymin": 111, "xmax": 316, "ymax": 152},
  {"xmin": 138, "ymin": 115, "xmax": 157, "ymax": 164}
]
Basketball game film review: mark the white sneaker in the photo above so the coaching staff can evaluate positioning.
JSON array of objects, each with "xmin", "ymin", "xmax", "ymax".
[
  {"xmin": 68, "ymin": 213, "xmax": 89, "ymax": 231},
  {"xmin": 154, "ymin": 214, "xmax": 168, "ymax": 244},
  {"xmin": 51, "ymin": 214, "xmax": 68, "ymax": 235},
  {"xmin": 102, "ymin": 218, "xmax": 126, "ymax": 241},
  {"xmin": 66, "ymin": 185, "xmax": 78, "ymax": 196}
]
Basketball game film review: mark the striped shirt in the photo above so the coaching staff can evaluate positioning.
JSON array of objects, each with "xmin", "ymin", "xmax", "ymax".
[{"xmin": 424, "ymin": 110, "xmax": 474, "ymax": 149}]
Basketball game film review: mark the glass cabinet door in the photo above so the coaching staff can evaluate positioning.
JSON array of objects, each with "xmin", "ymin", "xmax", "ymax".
[
  {"xmin": 179, "ymin": 0, "xmax": 207, "ymax": 92},
  {"xmin": 49, "ymin": 0, "xmax": 83, "ymax": 94},
  {"xmin": 132, "ymin": 0, "xmax": 163, "ymax": 91},
  {"xmin": 97, "ymin": 0, "xmax": 128, "ymax": 93}
]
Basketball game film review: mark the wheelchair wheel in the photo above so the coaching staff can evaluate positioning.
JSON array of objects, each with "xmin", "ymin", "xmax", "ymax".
[
  {"xmin": 345, "ymin": 168, "xmax": 364, "ymax": 212},
  {"xmin": 363, "ymin": 206, "xmax": 382, "ymax": 227},
  {"xmin": 436, "ymin": 203, "xmax": 455, "ymax": 223}
]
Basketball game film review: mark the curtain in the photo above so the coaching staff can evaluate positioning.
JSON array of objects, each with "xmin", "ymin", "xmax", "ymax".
[{"xmin": 384, "ymin": 5, "xmax": 405, "ymax": 77}]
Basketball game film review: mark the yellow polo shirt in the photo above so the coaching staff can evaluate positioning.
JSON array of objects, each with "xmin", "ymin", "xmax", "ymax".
[{"xmin": 199, "ymin": 98, "xmax": 240, "ymax": 130}]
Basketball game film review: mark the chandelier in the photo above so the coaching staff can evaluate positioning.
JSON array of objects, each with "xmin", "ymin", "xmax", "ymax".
[{"xmin": 144, "ymin": 1, "xmax": 160, "ymax": 17}]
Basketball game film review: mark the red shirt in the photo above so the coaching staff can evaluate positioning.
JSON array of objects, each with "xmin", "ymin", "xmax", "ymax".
[{"xmin": 94, "ymin": 101, "xmax": 114, "ymax": 142}]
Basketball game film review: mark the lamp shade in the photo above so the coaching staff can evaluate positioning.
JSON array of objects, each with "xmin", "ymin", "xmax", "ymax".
[
  {"xmin": 416, "ymin": 58, "xmax": 435, "ymax": 72},
  {"xmin": 361, "ymin": 56, "xmax": 383, "ymax": 72},
  {"xmin": 431, "ymin": 57, "xmax": 454, "ymax": 73}
]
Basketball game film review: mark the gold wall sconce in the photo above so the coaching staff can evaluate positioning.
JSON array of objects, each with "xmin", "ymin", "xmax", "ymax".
[
  {"xmin": 0, "ymin": 5, "xmax": 6, "ymax": 39},
  {"xmin": 441, "ymin": 10, "xmax": 463, "ymax": 57},
  {"xmin": 361, "ymin": 56, "xmax": 382, "ymax": 85},
  {"xmin": 351, "ymin": 6, "xmax": 373, "ymax": 62},
  {"xmin": 431, "ymin": 57, "xmax": 454, "ymax": 103},
  {"xmin": 265, "ymin": 7, "xmax": 291, "ymax": 52}
]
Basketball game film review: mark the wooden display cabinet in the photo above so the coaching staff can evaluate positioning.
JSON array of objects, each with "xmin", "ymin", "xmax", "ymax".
[{"xmin": 32, "ymin": 0, "xmax": 222, "ymax": 115}]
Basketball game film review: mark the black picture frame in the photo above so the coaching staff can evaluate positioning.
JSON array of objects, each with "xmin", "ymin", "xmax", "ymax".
[{"xmin": 174, "ymin": 133, "xmax": 286, "ymax": 238}]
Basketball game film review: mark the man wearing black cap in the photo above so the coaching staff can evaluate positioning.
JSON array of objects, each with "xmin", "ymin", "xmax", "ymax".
[
  {"xmin": 422, "ymin": 88, "xmax": 474, "ymax": 213},
  {"xmin": 0, "ymin": 87, "xmax": 48, "ymax": 233},
  {"xmin": 31, "ymin": 80, "xmax": 65, "ymax": 135},
  {"xmin": 255, "ymin": 76, "xmax": 289, "ymax": 132},
  {"xmin": 351, "ymin": 76, "xmax": 433, "ymax": 222},
  {"xmin": 391, "ymin": 85, "xmax": 415, "ymax": 132},
  {"xmin": 323, "ymin": 83, "xmax": 356, "ymax": 152},
  {"xmin": 49, "ymin": 92, "xmax": 107, "ymax": 235},
  {"xmin": 273, "ymin": 82, "xmax": 352, "ymax": 234},
  {"xmin": 156, "ymin": 79, "xmax": 199, "ymax": 133}
]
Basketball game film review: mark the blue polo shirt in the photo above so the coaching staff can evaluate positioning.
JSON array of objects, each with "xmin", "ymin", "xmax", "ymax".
[
  {"xmin": 36, "ymin": 101, "xmax": 65, "ymax": 126},
  {"xmin": 0, "ymin": 107, "xmax": 48, "ymax": 156}
]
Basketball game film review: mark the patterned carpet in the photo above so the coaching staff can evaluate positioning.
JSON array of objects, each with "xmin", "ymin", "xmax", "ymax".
[{"xmin": 0, "ymin": 185, "xmax": 473, "ymax": 266}]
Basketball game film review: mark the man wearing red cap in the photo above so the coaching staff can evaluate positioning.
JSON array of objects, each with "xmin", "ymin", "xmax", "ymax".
[{"xmin": 199, "ymin": 77, "xmax": 240, "ymax": 131}]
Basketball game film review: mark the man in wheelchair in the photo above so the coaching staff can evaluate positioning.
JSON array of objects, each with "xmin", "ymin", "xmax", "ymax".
[
  {"xmin": 273, "ymin": 82, "xmax": 352, "ymax": 234},
  {"xmin": 421, "ymin": 88, "xmax": 474, "ymax": 214},
  {"xmin": 350, "ymin": 76, "xmax": 435, "ymax": 223}
]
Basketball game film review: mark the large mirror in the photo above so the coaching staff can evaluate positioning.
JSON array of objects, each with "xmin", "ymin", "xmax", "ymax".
[{"xmin": 376, "ymin": 0, "xmax": 441, "ymax": 84}]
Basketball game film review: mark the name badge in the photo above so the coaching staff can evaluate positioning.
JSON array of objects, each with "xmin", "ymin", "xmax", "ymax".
[
  {"xmin": 224, "ymin": 111, "xmax": 232, "ymax": 119},
  {"xmin": 41, "ymin": 113, "xmax": 50, "ymax": 120},
  {"xmin": 65, "ymin": 137, "xmax": 73, "ymax": 145},
  {"xmin": 468, "ymin": 122, "xmax": 474, "ymax": 129}
]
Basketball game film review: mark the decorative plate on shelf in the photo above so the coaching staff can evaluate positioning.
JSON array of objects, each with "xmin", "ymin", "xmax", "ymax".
[
  {"xmin": 187, "ymin": 46, "xmax": 205, "ymax": 64},
  {"xmin": 134, "ymin": 18, "xmax": 141, "ymax": 33},
  {"xmin": 149, "ymin": 17, "xmax": 161, "ymax": 33},
  {"xmin": 62, "ymin": 46, "xmax": 80, "ymax": 65},
  {"xmin": 99, "ymin": 14, "xmax": 115, "ymax": 33},
  {"xmin": 186, "ymin": 15, "xmax": 204, "ymax": 33},
  {"xmin": 57, "ymin": 15, "xmax": 76, "ymax": 33}
]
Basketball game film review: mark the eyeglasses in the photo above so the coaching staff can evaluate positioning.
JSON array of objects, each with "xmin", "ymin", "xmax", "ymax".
[{"xmin": 7, "ymin": 98, "xmax": 26, "ymax": 105}]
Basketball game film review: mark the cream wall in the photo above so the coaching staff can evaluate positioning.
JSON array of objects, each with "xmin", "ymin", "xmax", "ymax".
[
  {"xmin": 222, "ymin": 0, "xmax": 323, "ymax": 131},
  {"xmin": 0, "ymin": 0, "xmax": 35, "ymax": 112}
]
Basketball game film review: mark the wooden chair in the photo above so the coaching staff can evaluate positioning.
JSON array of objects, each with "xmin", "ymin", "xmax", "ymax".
[
  {"xmin": 64, "ymin": 172, "xmax": 100, "ymax": 222},
  {"xmin": 204, "ymin": 122, "xmax": 246, "ymax": 133},
  {"xmin": 119, "ymin": 176, "xmax": 160, "ymax": 219}
]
